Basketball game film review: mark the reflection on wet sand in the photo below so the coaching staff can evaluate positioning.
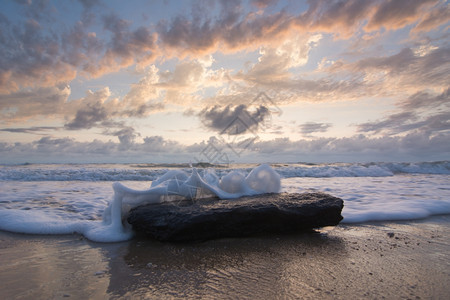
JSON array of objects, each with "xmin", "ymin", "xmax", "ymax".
[
  {"xmin": 105, "ymin": 231, "xmax": 346, "ymax": 299},
  {"xmin": 0, "ymin": 233, "xmax": 110, "ymax": 299}
]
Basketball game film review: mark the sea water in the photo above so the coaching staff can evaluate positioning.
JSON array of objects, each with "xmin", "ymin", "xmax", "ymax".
[{"xmin": 0, "ymin": 162, "xmax": 449, "ymax": 242}]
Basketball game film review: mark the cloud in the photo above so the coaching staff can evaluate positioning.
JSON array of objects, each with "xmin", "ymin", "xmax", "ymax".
[
  {"xmin": 120, "ymin": 65, "xmax": 164, "ymax": 116},
  {"xmin": 1, "ymin": 0, "xmax": 449, "ymax": 164},
  {"xmin": 155, "ymin": 0, "xmax": 446, "ymax": 59},
  {"xmin": 250, "ymin": 132, "xmax": 450, "ymax": 161},
  {"xmin": 1, "ymin": 130, "xmax": 449, "ymax": 164},
  {"xmin": 0, "ymin": 71, "xmax": 164, "ymax": 141},
  {"xmin": 65, "ymin": 102, "xmax": 109, "ymax": 130},
  {"xmin": 156, "ymin": 1, "xmax": 295, "ymax": 56},
  {"xmin": 358, "ymin": 111, "xmax": 450, "ymax": 136},
  {"xmin": 0, "ymin": 3, "xmax": 159, "ymax": 93},
  {"xmin": 103, "ymin": 126, "xmax": 140, "ymax": 149},
  {"xmin": 1, "ymin": 0, "xmax": 447, "ymax": 94},
  {"xmin": 64, "ymin": 87, "xmax": 112, "ymax": 129},
  {"xmin": 0, "ymin": 17, "xmax": 77, "ymax": 93},
  {"xmin": 316, "ymin": 46, "xmax": 450, "ymax": 100},
  {"xmin": 357, "ymin": 88, "xmax": 450, "ymax": 136},
  {"xmin": 0, "ymin": 134, "xmax": 190, "ymax": 163},
  {"xmin": 60, "ymin": 19, "xmax": 104, "ymax": 68},
  {"xmin": 366, "ymin": 0, "xmax": 437, "ymax": 31},
  {"xmin": 398, "ymin": 88, "xmax": 450, "ymax": 110},
  {"xmin": 158, "ymin": 59, "xmax": 209, "ymax": 103},
  {"xmin": 83, "ymin": 13, "xmax": 158, "ymax": 77},
  {"xmin": 0, "ymin": 126, "xmax": 60, "ymax": 134},
  {"xmin": 243, "ymin": 34, "xmax": 322, "ymax": 81},
  {"xmin": 77, "ymin": 0, "xmax": 102, "ymax": 11},
  {"xmin": 61, "ymin": 84, "xmax": 165, "ymax": 145},
  {"xmin": 229, "ymin": 32, "xmax": 445, "ymax": 106},
  {"xmin": 300, "ymin": 122, "xmax": 332, "ymax": 137},
  {"xmin": 148, "ymin": 57, "xmax": 228, "ymax": 104},
  {"xmin": 199, "ymin": 104, "xmax": 270, "ymax": 134},
  {"xmin": 141, "ymin": 135, "xmax": 184, "ymax": 153},
  {"xmin": 356, "ymin": 111, "xmax": 418, "ymax": 135},
  {"xmin": 251, "ymin": 0, "xmax": 278, "ymax": 9},
  {"xmin": 296, "ymin": 0, "xmax": 377, "ymax": 38},
  {"xmin": 0, "ymin": 85, "xmax": 71, "ymax": 122},
  {"xmin": 412, "ymin": 2, "xmax": 450, "ymax": 32}
]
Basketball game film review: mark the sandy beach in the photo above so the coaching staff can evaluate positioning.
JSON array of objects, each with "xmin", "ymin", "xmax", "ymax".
[{"xmin": 1, "ymin": 215, "xmax": 449, "ymax": 299}]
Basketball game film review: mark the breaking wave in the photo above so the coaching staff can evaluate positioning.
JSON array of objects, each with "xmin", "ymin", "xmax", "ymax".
[{"xmin": 0, "ymin": 161, "xmax": 448, "ymax": 181}]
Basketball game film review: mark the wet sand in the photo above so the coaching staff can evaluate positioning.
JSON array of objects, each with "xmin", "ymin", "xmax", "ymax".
[{"xmin": 1, "ymin": 216, "xmax": 449, "ymax": 299}]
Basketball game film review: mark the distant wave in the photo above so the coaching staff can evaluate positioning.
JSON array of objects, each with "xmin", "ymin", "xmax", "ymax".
[
  {"xmin": 0, "ymin": 161, "xmax": 448, "ymax": 181},
  {"xmin": 275, "ymin": 161, "xmax": 450, "ymax": 178},
  {"xmin": 0, "ymin": 165, "xmax": 168, "ymax": 182}
]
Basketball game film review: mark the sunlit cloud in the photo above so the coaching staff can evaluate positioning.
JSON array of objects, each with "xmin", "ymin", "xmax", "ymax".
[{"xmin": 0, "ymin": 0, "xmax": 449, "ymax": 163}]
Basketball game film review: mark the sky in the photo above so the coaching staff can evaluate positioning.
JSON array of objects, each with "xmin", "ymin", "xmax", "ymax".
[{"xmin": 0, "ymin": 0, "xmax": 449, "ymax": 164}]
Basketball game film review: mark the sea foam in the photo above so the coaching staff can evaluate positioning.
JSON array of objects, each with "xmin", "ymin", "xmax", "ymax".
[
  {"xmin": 0, "ymin": 163, "xmax": 449, "ymax": 242},
  {"xmin": 0, "ymin": 164, "xmax": 281, "ymax": 242},
  {"xmin": 283, "ymin": 174, "xmax": 450, "ymax": 223}
]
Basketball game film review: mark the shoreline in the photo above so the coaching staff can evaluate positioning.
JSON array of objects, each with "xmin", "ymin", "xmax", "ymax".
[{"xmin": 1, "ymin": 216, "xmax": 449, "ymax": 299}]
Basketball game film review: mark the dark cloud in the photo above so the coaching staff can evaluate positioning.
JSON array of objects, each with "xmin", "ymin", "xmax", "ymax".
[
  {"xmin": 199, "ymin": 104, "xmax": 270, "ymax": 134},
  {"xmin": 1, "ymin": 131, "xmax": 449, "ymax": 163},
  {"xmin": 378, "ymin": 46, "xmax": 449, "ymax": 83},
  {"xmin": 420, "ymin": 112, "xmax": 450, "ymax": 133},
  {"xmin": 84, "ymin": 13, "xmax": 158, "ymax": 75},
  {"xmin": 298, "ymin": 0, "xmax": 376, "ymax": 37},
  {"xmin": 122, "ymin": 102, "xmax": 165, "ymax": 118},
  {"xmin": 141, "ymin": 135, "xmax": 183, "ymax": 153},
  {"xmin": 251, "ymin": 0, "xmax": 278, "ymax": 8},
  {"xmin": 16, "ymin": 0, "xmax": 58, "ymax": 23},
  {"xmin": 310, "ymin": 46, "xmax": 450, "ymax": 100},
  {"xmin": 398, "ymin": 88, "xmax": 450, "ymax": 110},
  {"xmin": 0, "ymin": 126, "xmax": 60, "ymax": 134},
  {"xmin": 367, "ymin": 0, "xmax": 436, "ymax": 31},
  {"xmin": 0, "ymin": 134, "xmax": 188, "ymax": 163},
  {"xmin": 358, "ymin": 112, "xmax": 449, "ymax": 136},
  {"xmin": 251, "ymin": 132, "xmax": 450, "ymax": 161},
  {"xmin": 355, "ymin": 46, "xmax": 450, "ymax": 88},
  {"xmin": 62, "ymin": 84, "xmax": 164, "ymax": 133},
  {"xmin": 157, "ymin": 0, "xmax": 293, "ymax": 54},
  {"xmin": 300, "ymin": 122, "xmax": 332, "ymax": 137},
  {"xmin": 65, "ymin": 102, "xmax": 108, "ymax": 130},
  {"xmin": 156, "ymin": 15, "xmax": 217, "ymax": 54},
  {"xmin": 357, "ymin": 111, "xmax": 418, "ymax": 134},
  {"xmin": 413, "ymin": 3, "xmax": 450, "ymax": 32},
  {"xmin": 355, "ymin": 48, "xmax": 416, "ymax": 73},
  {"xmin": 0, "ymin": 3, "xmax": 158, "ymax": 93},
  {"xmin": 103, "ymin": 126, "xmax": 140, "ymax": 149},
  {"xmin": 0, "ymin": 15, "xmax": 76, "ymax": 93},
  {"xmin": 357, "ymin": 89, "xmax": 450, "ymax": 136},
  {"xmin": 61, "ymin": 20, "xmax": 103, "ymax": 67},
  {"xmin": 158, "ymin": 0, "xmax": 430, "ymax": 56},
  {"xmin": 155, "ymin": 0, "xmax": 444, "ymax": 58}
]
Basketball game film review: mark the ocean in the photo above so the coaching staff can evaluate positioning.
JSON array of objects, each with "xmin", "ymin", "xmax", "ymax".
[{"xmin": 0, "ymin": 161, "xmax": 449, "ymax": 242}]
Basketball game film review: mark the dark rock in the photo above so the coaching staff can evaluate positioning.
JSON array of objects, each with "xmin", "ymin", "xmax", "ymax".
[{"xmin": 127, "ymin": 192, "xmax": 344, "ymax": 242}]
